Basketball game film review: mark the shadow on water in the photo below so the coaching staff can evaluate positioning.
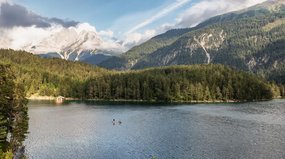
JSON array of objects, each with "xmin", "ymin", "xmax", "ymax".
[
  {"xmin": 28, "ymin": 99, "xmax": 251, "ymax": 107},
  {"xmin": 28, "ymin": 99, "xmax": 182, "ymax": 107}
]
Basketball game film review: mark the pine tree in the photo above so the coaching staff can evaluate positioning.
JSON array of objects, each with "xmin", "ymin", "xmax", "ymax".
[
  {"xmin": 0, "ymin": 65, "xmax": 28, "ymax": 156},
  {"xmin": 215, "ymin": 87, "xmax": 223, "ymax": 100}
]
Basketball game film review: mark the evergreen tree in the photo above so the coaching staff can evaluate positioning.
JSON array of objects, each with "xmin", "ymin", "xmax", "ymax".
[{"xmin": 0, "ymin": 65, "xmax": 28, "ymax": 157}]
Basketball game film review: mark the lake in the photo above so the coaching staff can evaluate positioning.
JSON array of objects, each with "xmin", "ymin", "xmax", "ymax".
[{"xmin": 25, "ymin": 100, "xmax": 285, "ymax": 159}]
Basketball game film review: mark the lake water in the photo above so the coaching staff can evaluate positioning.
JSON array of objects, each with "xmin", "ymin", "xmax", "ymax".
[{"xmin": 25, "ymin": 100, "xmax": 285, "ymax": 159}]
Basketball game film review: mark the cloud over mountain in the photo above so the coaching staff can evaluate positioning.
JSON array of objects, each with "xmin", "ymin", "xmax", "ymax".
[
  {"xmin": 121, "ymin": 0, "xmax": 267, "ymax": 50},
  {"xmin": 0, "ymin": 2, "xmax": 124, "ymax": 56},
  {"xmin": 0, "ymin": 0, "xmax": 270, "ymax": 56},
  {"xmin": 126, "ymin": 0, "xmax": 191, "ymax": 34},
  {"xmin": 176, "ymin": 0, "xmax": 267, "ymax": 27}
]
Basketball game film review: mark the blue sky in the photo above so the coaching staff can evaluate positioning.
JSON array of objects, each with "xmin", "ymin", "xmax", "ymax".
[
  {"xmin": 0, "ymin": 0, "xmax": 266, "ymax": 53},
  {"xmin": 14, "ymin": 0, "xmax": 195, "ymax": 31}
]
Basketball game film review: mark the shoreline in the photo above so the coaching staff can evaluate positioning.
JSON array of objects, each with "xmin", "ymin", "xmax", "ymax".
[
  {"xmin": 27, "ymin": 95, "xmax": 77, "ymax": 101},
  {"xmin": 27, "ymin": 96, "xmax": 275, "ymax": 104}
]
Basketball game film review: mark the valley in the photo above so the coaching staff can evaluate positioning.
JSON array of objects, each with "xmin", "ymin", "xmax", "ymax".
[{"xmin": 0, "ymin": 0, "xmax": 285, "ymax": 158}]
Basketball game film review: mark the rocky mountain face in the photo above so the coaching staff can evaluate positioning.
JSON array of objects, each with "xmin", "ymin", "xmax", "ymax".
[
  {"xmin": 99, "ymin": 0, "xmax": 285, "ymax": 83},
  {"xmin": 2, "ymin": 23, "xmax": 115, "ymax": 63},
  {"xmin": 28, "ymin": 27, "xmax": 103, "ymax": 60},
  {"xmin": 98, "ymin": 28, "xmax": 192, "ymax": 70}
]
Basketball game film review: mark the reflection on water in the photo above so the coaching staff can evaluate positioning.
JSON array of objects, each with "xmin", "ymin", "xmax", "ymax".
[{"xmin": 25, "ymin": 100, "xmax": 285, "ymax": 159}]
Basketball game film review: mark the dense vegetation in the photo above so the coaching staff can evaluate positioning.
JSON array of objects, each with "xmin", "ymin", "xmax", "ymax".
[
  {"xmin": 0, "ymin": 64, "xmax": 28, "ymax": 158},
  {"xmin": 1, "ymin": 49, "xmax": 283, "ymax": 102},
  {"xmin": 99, "ymin": 1, "xmax": 285, "ymax": 85},
  {"xmin": 0, "ymin": 49, "xmax": 110, "ymax": 98},
  {"xmin": 85, "ymin": 65, "xmax": 282, "ymax": 102}
]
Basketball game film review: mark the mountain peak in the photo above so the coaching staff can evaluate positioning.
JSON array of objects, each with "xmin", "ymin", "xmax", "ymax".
[{"xmin": 16, "ymin": 22, "xmax": 107, "ymax": 60}]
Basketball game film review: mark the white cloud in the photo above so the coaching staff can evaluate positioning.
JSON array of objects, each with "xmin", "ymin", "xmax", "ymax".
[
  {"xmin": 120, "ymin": 0, "xmax": 268, "ymax": 50},
  {"xmin": 6, "ymin": 25, "xmax": 61, "ymax": 50},
  {"xmin": 73, "ymin": 23, "xmax": 97, "ymax": 33},
  {"xmin": 176, "ymin": 0, "xmax": 268, "ymax": 28},
  {"xmin": 0, "ymin": 0, "xmax": 271, "ymax": 55},
  {"xmin": 0, "ymin": 1, "xmax": 125, "ymax": 55},
  {"xmin": 0, "ymin": 22, "xmax": 126, "ymax": 55},
  {"xmin": 98, "ymin": 30, "xmax": 114, "ymax": 38},
  {"xmin": 123, "ymin": 29, "xmax": 156, "ymax": 49},
  {"xmin": 99, "ymin": 40, "xmax": 125, "ymax": 53},
  {"xmin": 122, "ymin": 22, "xmax": 177, "ymax": 48},
  {"xmin": 126, "ymin": 0, "xmax": 192, "ymax": 34},
  {"xmin": 0, "ymin": 1, "xmax": 126, "ymax": 56},
  {"xmin": 0, "ymin": 0, "xmax": 9, "ymax": 4},
  {"xmin": 119, "ymin": 0, "xmax": 192, "ymax": 50}
]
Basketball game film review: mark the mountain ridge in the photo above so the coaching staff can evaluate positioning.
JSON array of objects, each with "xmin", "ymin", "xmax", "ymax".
[{"xmin": 98, "ymin": 0, "xmax": 285, "ymax": 84}]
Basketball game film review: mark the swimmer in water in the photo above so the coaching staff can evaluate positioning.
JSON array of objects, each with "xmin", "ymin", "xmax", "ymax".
[{"xmin": 112, "ymin": 119, "xmax": 116, "ymax": 125}]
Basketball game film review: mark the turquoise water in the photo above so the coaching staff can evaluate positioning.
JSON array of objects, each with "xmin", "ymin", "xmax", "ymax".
[{"xmin": 25, "ymin": 100, "xmax": 285, "ymax": 159}]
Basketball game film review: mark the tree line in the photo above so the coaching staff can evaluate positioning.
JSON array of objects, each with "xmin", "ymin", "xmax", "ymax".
[
  {"xmin": 0, "ymin": 49, "xmax": 283, "ymax": 102},
  {"xmin": 85, "ymin": 65, "xmax": 282, "ymax": 102}
]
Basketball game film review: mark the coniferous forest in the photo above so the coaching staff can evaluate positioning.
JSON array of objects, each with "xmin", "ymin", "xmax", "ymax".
[
  {"xmin": 0, "ymin": 49, "xmax": 283, "ymax": 102},
  {"xmin": 0, "ymin": 64, "xmax": 28, "ymax": 158},
  {"xmin": 85, "ymin": 65, "xmax": 280, "ymax": 102}
]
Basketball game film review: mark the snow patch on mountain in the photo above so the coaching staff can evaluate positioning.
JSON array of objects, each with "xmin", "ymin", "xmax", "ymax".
[{"xmin": 0, "ymin": 22, "xmax": 124, "ymax": 60}]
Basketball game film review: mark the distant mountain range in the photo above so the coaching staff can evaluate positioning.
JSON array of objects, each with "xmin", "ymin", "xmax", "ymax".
[
  {"xmin": 1, "ymin": 22, "xmax": 117, "ymax": 64},
  {"xmin": 98, "ymin": 0, "xmax": 285, "ymax": 84}
]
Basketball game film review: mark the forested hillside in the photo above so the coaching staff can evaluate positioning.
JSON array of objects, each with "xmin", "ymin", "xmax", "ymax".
[
  {"xmin": 0, "ymin": 49, "xmax": 110, "ymax": 98},
  {"xmin": 98, "ymin": 28, "xmax": 192, "ymax": 70},
  {"xmin": 1, "ymin": 49, "xmax": 283, "ymax": 102},
  {"xmin": 85, "ymin": 65, "xmax": 282, "ymax": 102},
  {"xmin": 98, "ymin": 0, "xmax": 285, "ymax": 85}
]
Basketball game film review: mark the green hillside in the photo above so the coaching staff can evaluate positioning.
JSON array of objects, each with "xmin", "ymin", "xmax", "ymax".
[
  {"xmin": 1, "ymin": 49, "xmax": 283, "ymax": 101},
  {"xmin": 0, "ymin": 49, "xmax": 110, "ymax": 98},
  {"xmin": 98, "ymin": 28, "xmax": 192, "ymax": 70},
  {"xmin": 99, "ymin": 0, "xmax": 285, "ymax": 84}
]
